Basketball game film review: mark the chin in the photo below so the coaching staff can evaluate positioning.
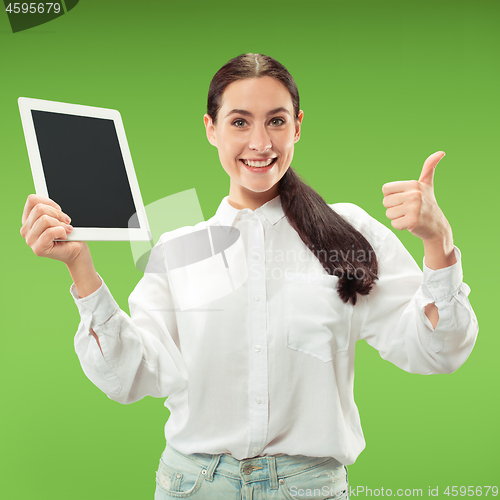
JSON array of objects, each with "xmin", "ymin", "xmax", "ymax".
[{"xmin": 247, "ymin": 184, "xmax": 279, "ymax": 197}]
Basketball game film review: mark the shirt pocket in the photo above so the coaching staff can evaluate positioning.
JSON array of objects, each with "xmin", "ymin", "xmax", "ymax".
[{"xmin": 284, "ymin": 272, "xmax": 352, "ymax": 362}]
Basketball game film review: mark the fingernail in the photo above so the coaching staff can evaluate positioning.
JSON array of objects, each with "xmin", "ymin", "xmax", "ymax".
[
  {"xmin": 65, "ymin": 216, "xmax": 71, "ymax": 223},
  {"xmin": 66, "ymin": 225, "xmax": 73, "ymax": 232}
]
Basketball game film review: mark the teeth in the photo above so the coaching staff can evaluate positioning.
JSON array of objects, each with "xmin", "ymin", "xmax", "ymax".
[{"xmin": 242, "ymin": 158, "xmax": 275, "ymax": 167}]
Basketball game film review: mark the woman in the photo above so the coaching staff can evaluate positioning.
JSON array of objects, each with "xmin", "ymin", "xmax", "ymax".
[{"xmin": 20, "ymin": 54, "xmax": 478, "ymax": 500}]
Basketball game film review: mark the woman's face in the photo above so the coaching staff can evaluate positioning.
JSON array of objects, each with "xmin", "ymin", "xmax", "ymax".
[{"xmin": 204, "ymin": 76, "xmax": 303, "ymax": 210}]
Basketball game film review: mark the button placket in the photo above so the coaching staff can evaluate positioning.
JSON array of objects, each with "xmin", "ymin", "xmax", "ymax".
[{"xmin": 247, "ymin": 216, "xmax": 269, "ymax": 459}]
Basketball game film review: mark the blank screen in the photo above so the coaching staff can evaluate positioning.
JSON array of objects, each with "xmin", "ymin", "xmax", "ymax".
[{"xmin": 31, "ymin": 110, "xmax": 139, "ymax": 228}]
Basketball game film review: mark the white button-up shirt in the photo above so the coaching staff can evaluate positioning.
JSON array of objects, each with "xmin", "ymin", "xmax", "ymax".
[{"xmin": 72, "ymin": 195, "xmax": 478, "ymax": 465}]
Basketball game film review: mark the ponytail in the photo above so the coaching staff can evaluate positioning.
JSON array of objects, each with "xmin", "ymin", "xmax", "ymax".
[{"xmin": 279, "ymin": 167, "xmax": 378, "ymax": 305}]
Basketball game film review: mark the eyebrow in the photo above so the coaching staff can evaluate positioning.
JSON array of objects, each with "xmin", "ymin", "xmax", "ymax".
[{"xmin": 224, "ymin": 107, "xmax": 291, "ymax": 119}]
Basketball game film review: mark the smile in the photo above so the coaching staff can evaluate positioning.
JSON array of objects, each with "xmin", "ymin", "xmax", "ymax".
[{"xmin": 240, "ymin": 158, "xmax": 277, "ymax": 168}]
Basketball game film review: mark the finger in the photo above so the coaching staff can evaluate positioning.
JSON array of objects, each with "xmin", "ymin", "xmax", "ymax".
[
  {"xmin": 386, "ymin": 205, "xmax": 407, "ymax": 220},
  {"xmin": 22, "ymin": 194, "xmax": 62, "ymax": 225},
  {"xmin": 25, "ymin": 213, "xmax": 59, "ymax": 247},
  {"xmin": 21, "ymin": 204, "xmax": 70, "ymax": 240},
  {"xmin": 26, "ymin": 214, "xmax": 71, "ymax": 248},
  {"xmin": 418, "ymin": 151, "xmax": 445, "ymax": 186},
  {"xmin": 22, "ymin": 203, "xmax": 71, "ymax": 237},
  {"xmin": 390, "ymin": 214, "xmax": 417, "ymax": 232},
  {"xmin": 382, "ymin": 180, "xmax": 419, "ymax": 196},
  {"xmin": 382, "ymin": 192, "xmax": 407, "ymax": 208},
  {"xmin": 31, "ymin": 225, "xmax": 69, "ymax": 257}
]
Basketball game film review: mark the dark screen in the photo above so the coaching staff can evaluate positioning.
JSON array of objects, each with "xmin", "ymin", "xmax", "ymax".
[{"xmin": 31, "ymin": 110, "xmax": 139, "ymax": 228}]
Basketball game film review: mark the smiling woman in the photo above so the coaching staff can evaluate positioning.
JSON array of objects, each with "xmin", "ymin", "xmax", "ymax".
[
  {"xmin": 204, "ymin": 77, "xmax": 300, "ymax": 204},
  {"xmin": 203, "ymin": 54, "xmax": 379, "ymax": 305},
  {"xmin": 19, "ymin": 53, "xmax": 478, "ymax": 500}
]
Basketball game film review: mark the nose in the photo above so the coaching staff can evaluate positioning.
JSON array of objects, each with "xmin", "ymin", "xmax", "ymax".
[{"xmin": 248, "ymin": 124, "xmax": 272, "ymax": 153}]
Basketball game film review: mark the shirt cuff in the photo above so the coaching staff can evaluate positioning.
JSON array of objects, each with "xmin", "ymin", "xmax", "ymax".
[
  {"xmin": 421, "ymin": 246, "xmax": 463, "ymax": 302},
  {"xmin": 70, "ymin": 274, "xmax": 120, "ymax": 329}
]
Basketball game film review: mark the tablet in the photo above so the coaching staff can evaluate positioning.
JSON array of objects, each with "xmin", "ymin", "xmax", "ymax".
[{"xmin": 18, "ymin": 97, "xmax": 152, "ymax": 241}]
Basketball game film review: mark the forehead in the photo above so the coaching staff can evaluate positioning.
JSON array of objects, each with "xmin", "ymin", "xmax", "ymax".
[{"xmin": 219, "ymin": 76, "xmax": 293, "ymax": 114}]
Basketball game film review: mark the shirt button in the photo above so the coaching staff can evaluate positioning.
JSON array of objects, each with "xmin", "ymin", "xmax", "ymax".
[
  {"xmin": 254, "ymin": 345, "xmax": 261, "ymax": 352},
  {"xmin": 176, "ymin": 473, "xmax": 182, "ymax": 479},
  {"xmin": 253, "ymin": 254, "xmax": 260, "ymax": 261},
  {"xmin": 252, "ymin": 447, "xmax": 259, "ymax": 455},
  {"xmin": 279, "ymin": 479, "xmax": 285, "ymax": 485},
  {"xmin": 256, "ymin": 397, "xmax": 262, "ymax": 404},
  {"xmin": 254, "ymin": 295, "xmax": 261, "ymax": 301}
]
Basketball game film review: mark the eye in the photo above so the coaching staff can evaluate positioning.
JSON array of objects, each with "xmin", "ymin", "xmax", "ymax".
[
  {"xmin": 270, "ymin": 117, "xmax": 285, "ymax": 126},
  {"xmin": 232, "ymin": 119, "xmax": 248, "ymax": 128}
]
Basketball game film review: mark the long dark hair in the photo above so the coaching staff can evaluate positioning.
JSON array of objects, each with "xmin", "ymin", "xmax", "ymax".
[{"xmin": 207, "ymin": 53, "xmax": 378, "ymax": 305}]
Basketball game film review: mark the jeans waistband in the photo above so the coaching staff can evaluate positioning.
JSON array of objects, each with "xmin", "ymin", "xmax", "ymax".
[{"xmin": 163, "ymin": 442, "xmax": 343, "ymax": 487}]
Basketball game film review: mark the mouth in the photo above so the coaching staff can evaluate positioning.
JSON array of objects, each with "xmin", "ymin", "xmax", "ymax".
[{"xmin": 239, "ymin": 157, "xmax": 277, "ymax": 171}]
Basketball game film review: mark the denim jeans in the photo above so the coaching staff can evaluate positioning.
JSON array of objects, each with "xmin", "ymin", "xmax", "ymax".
[{"xmin": 154, "ymin": 442, "xmax": 349, "ymax": 500}]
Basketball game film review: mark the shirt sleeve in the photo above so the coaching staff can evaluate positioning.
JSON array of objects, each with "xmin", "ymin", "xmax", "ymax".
[
  {"xmin": 338, "ymin": 203, "xmax": 479, "ymax": 375},
  {"xmin": 72, "ymin": 241, "xmax": 188, "ymax": 404}
]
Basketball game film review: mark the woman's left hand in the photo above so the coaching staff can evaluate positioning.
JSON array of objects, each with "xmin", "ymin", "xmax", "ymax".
[{"xmin": 382, "ymin": 151, "xmax": 452, "ymax": 243}]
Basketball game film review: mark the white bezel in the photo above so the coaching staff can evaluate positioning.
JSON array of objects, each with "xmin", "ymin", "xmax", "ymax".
[{"xmin": 18, "ymin": 97, "xmax": 152, "ymax": 242}]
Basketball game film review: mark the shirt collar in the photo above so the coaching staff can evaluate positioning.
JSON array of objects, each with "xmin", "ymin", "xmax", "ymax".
[{"xmin": 215, "ymin": 195, "xmax": 286, "ymax": 232}]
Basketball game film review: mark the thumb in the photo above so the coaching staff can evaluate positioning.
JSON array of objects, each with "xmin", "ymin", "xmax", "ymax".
[{"xmin": 418, "ymin": 151, "xmax": 445, "ymax": 186}]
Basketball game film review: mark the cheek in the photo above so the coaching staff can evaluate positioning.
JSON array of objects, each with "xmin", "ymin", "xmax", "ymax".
[
  {"xmin": 277, "ymin": 130, "xmax": 296, "ymax": 149},
  {"xmin": 278, "ymin": 140, "xmax": 295, "ymax": 159},
  {"xmin": 219, "ymin": 134, "xmax": 244, "ymax": 157},
  {"xmin": 218, "ymin": 147, "xmax": 238, "ymax": 171},
  {"xmin": 219, "ymin": 148, "xmax": 237, "ymax": 164}
]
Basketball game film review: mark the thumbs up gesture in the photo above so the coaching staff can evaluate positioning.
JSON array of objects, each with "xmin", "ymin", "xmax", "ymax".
[{"xmin": 382, "ymin": 151, "xmax": 452, "ymax": 243}]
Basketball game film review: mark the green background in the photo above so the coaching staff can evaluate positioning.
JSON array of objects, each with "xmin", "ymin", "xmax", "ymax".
[{"xmin": 1, "ymin": 0, "xmax": 497, "ymax": 498}]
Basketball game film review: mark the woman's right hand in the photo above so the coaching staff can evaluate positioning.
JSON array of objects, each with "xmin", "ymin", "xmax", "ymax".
[
  {"xmin": 20, "ymin": 194, "xmax": 86, "ymax": 265},
  {"xmin": 21, "ymin": 194, "xmax": 103, "ymax": 347}
]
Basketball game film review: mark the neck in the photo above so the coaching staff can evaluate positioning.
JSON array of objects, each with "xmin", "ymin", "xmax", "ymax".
[{"xmin": 227, "ymin": 184, "xmax": 279, "ymax": 211}]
